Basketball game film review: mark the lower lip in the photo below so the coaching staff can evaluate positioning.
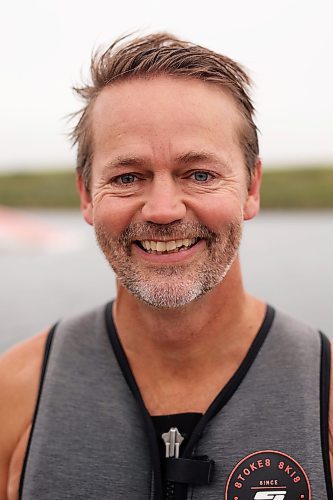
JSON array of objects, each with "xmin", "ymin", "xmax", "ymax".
[{"xmin": 131, "ymin": 239, "xmax": 206, "ymax": 264}]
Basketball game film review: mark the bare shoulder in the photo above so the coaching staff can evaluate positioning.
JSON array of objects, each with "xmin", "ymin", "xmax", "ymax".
[
  {"xmin": 0, "ymin": 332, "xmax": 48, "ymax": 412},
  {"xmin": 0, "ymin": 331, "xmax": 48, "ymax": 499}
]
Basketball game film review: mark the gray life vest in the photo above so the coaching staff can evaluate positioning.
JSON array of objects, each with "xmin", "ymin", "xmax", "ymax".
[{"xmin": 20, "ymin": 303, "xmax": 332, "ymax": 499}]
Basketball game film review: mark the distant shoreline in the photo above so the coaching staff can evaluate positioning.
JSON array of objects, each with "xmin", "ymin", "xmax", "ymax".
[{"xmin": 1, "ymin": 167, "xmax": 333, "ymax": 209}]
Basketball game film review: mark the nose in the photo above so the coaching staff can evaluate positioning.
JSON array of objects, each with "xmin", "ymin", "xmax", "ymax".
[{"xmin": 141, "ymin": 176, "xmax": 186, "ymax": 224}]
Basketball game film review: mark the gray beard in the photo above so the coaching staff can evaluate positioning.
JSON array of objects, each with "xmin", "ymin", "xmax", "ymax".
[{"xmin": 94, "ymin": 219, "xmax": 243, "ymax": 309}]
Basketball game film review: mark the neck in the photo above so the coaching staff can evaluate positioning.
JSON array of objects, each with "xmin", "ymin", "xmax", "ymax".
[
  {"xmin": 113, "ymin": 260, "xmax": 264, "ymax": 367},
  {"xmin": 112, "ymin": 259, "xmax": 266, "ymax": 414}
]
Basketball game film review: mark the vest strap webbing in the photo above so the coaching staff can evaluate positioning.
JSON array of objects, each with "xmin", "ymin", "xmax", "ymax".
[{"xmin": 163, "ymin": 456, "xmax": 214, "ymax": 485}]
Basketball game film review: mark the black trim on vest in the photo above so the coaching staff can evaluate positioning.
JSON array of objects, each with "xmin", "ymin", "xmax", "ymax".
[
  {"xmin": 183, "ymin": 305, "xmax": 275, "ymax": 457},
  {"xmin": 105, "ymin": 302, "xmax": 274, "ymax": 498},
  {"xmin": 105, "ymin": 302, "xmax": 163, "ymax": 500},
  {"xmin": 320, "ymin": 331, "xmax": 333, "ymax": 499},
  {"xmin": 19, "ymin": 324, "xmax": 57, "ymax": 500}
]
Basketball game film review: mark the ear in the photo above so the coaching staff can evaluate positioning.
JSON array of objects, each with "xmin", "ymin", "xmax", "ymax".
[
  {"xmin": 76, "ymin": 173, "xmax": 93, "ymax": 225},
  {"xmin": 243, "ymin": 157, "xmax": 262, "ymax": 221}
]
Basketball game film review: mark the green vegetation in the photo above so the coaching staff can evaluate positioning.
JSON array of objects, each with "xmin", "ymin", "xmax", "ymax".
[
  {"xmin": 260, "ymin": 167, "xmax": 333, "ymax": 209},
  {"xmin": 0, "ymin": 166, "xmax": 332, "ymax": 209},
  {"xmin": 0, "ymin": 170, "xmax": 78, "ymax": 208}
]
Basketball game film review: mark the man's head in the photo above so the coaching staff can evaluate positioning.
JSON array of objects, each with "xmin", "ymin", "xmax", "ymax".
[
  {"xmin": 71, "ymin": 32, "xmax": 259, "ymax": 192},
  {"xmin": 73, "ymin": 34, "xmax": 262, "ymax": 309}
]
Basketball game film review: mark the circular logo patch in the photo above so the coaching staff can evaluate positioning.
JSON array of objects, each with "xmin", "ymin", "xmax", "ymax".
[{"xmin": 225, "ymin": 450, "xmax": 311, "ymax": 499}]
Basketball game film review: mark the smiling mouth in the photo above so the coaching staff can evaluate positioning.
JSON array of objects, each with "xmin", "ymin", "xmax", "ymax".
[{"xmin": 135, "ymin": 237, "xmax": 201, "ymax": 254}]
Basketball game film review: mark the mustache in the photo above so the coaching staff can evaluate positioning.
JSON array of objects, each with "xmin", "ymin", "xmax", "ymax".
[{"xmin": 117, "ymin": 221, "xmax": 218, "ymax": 245}]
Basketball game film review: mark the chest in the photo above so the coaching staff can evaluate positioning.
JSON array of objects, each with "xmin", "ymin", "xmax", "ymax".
[{"xmin": 20, "ymin": 305, "xmax": 330, "ymax": 499}]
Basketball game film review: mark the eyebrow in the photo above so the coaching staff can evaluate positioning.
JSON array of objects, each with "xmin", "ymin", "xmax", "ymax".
[
  {"xmin": 103, "ymin": 150, "xmax": 231, "ymax": 172},
  {"xmin": 103, "ymin": 156, "xmax": 146, "ymax": 170},
  {"xmin": 175, "ymin": 150, "xmax": 232, "ymax": 173},
  {"xmin": 176, "ymin": 150, "xmax": 225, "ymax": 165}
]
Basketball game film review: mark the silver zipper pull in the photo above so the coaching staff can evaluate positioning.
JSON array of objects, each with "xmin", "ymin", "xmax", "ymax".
[{"xmin": 162, "ymin": 427, "xmax": 184, "ymax": 458}]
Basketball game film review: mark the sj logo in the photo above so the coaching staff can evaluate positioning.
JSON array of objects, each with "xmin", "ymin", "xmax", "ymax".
[{"xmin": 254, "ymin": 492, "xmax": 286, "ymax": 500}]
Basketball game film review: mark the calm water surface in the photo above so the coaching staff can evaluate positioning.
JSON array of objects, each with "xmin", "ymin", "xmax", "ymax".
[{"xmin": 1, "ymin": 210, "xmax": 332, "ymax": 352}]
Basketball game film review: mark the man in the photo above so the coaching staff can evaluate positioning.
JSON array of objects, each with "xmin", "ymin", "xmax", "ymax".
[{"xmin": 0, "ymin": 33, "xmax": 331, "ymax": 500}]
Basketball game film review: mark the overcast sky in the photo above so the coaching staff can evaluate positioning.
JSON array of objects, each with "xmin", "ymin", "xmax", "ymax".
[{"xmin": 1, "ymin": 0, "xmax": 332, "ymax": 172}]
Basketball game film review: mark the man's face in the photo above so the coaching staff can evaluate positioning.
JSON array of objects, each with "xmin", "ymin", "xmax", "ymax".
[{"xmin": 79, "ymin": 76, "xmax": 261, "ymax": 308}]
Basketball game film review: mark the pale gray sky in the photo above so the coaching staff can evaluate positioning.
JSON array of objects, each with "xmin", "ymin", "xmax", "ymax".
[{"xmin": 1, "ymin": 0, "xmax": 332, "ymax": 171}]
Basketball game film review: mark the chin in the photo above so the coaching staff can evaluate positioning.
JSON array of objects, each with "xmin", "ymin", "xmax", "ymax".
[{"xmin": 119, "ymin": 265, "xmax": 232, "ymax": 309}]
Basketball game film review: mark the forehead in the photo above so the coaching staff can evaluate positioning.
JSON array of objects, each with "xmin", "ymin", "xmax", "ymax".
[{"xmin": 91, "ymin": 76, "xmax": 244, "ymax": 164}]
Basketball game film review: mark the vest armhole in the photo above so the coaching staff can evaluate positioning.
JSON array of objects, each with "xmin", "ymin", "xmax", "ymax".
[
  {"xmin": 19, "ymin": 323, "xmax": 57, "ymax": 500},
  {"xmin": 320, "ymin": 331, "xmax": 333, "ymax": 499}
]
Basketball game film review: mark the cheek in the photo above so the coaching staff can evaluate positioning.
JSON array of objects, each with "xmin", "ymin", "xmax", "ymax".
[
  {"xmin": 91, "ymin": 187, "xmax": 246, "ymax": 234},
  {"xmin": 92, "ymin": 198, "xmax": 139, "ymax": 234},
  {"xmin": 190, "ymin": 195, "xmax": 244, "ymax": 232}
]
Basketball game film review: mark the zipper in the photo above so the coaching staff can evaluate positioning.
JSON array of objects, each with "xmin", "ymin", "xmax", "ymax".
[
  {"xmin": 165, "ymin": 480, "xmax": 176, "ymax": 500},
  {"xmin": 162, "ymin": 428, "xmax": 185, "ymax": 500}
]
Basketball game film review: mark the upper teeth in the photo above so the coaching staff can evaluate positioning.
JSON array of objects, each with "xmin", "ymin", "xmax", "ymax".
[{"xmin": 141, "ymin": 238, "xmax": 197, "ymax": 252}]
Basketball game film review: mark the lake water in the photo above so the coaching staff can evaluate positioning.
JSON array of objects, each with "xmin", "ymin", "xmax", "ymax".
[{"xmin": 1, "ymin": 209, "xmax": 332, "ymax": 353}]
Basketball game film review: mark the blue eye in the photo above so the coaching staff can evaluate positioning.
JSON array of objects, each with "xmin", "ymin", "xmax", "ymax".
[
  {"xmin": 192, "ymin": 171, "xmax": 210, "ymax": 182},
  {"xmin": 117, "ymin": 174, "xmax": 136, "ymax": 184}
]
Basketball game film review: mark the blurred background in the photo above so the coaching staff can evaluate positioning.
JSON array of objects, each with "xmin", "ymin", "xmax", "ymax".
[{"xmin": 1, "ymin": 0, "xmax": 332, "ymax": 352}]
